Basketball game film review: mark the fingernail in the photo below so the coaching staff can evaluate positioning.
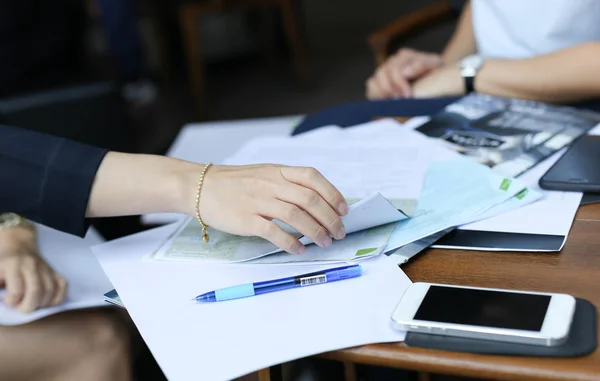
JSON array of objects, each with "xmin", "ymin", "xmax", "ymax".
[
  {"xmin": 297, "ymin": 245, "xmax": 306, "ymax": 255},
  {"xmin": 321, "ymin": 236, "xmax": 333, "ymax": 247},
  {"xmin": 338, "ymin": 202, "xmax": 348, "ymax": 215},
  {"xmin": 336, "ymin": 227, "xmax": 346, "ymax": 240}
]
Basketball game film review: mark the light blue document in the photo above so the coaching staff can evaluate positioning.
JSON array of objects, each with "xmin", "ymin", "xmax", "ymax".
[{"xmin": 386, "ymin": 156, "xmax": 541, "ymax": 252}]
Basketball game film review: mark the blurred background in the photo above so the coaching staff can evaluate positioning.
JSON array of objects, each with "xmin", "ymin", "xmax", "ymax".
[{"xmin": 0, "ymin": 0, "xmax": 455, "ymax": 152}]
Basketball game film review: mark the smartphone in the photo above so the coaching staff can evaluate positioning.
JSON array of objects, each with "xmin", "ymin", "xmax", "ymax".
[
  {"xmin": 391, "ymin": 283, "xmax": 576, "ymax": 346},
  {"xmin": 539, "ymin": 135, "xmax": 600, "ymax": 192}
]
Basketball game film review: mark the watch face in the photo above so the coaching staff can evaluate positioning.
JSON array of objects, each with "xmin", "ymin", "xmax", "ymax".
[
  {"xmin": 460, "ymin": 55, "xmax": 484, "ymax": 77},
  {"xmin": 461, "ymin": 55, "xmax": 483, "ymax": 69}
]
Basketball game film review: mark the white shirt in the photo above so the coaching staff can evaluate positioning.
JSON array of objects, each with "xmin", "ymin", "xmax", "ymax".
[{"xmin": 472, "ymin": 0, "xmax": 600, "ymax": 59}]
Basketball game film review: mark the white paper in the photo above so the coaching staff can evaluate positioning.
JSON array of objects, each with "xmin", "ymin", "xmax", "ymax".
[
  {"xmin": 386, "ymin": 156, "xmax": 532, "ymax": 251},
  {"xmin": 92, "ymin": 225, "xmax": 410, "ymax": 381},
  {"xmin": 151, "ymin": 193, "xmax": 406, "ymax": 264},
  {"xmin": 389, "ymin": 228, "xmax": 452, "ymax": 265},
  {"xmin": 455, "ymin": 150, "xmax": 582, "ymax": 238},
  {"xmin": 142, "ymin": 116, "xmax": 300, "ymax": 225},
  {"xmin": 407, "ymin": 116, "xmax": 582, "ymax": 249},
  {"xmin": 0, "ymin": 225, "xmax": 113, "ymax": 326},
  {"xmin": 223, "ymin": 120, "xmax": 430, "ymax": 214}
]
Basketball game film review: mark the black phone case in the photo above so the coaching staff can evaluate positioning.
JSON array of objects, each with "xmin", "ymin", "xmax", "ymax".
[
  {"xmin": 539, "ymin": 136, "xmax": 600, "ymax": 193},
  {"xmin": 404, "ymin": 298, "xmax": 596, "ymax": 357}
]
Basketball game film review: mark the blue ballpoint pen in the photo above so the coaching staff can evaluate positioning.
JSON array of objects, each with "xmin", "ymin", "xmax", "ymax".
[{"xmin": 194, "ymin": 264, "xmax": 363, "ymax": 302}]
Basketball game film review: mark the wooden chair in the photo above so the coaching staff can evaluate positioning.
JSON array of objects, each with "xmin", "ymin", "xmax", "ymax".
[
  {"xmin": 367, "ymin": 0, "xmax": 465, "ymax": 66},
  {"xmin": 179, "ymin": 0, "xmax": 309, "ymax": 117}
]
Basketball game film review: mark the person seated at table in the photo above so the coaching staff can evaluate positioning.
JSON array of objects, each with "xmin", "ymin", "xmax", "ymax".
[
  {"xmin": 0, "ymin": 215, "xmax": 132, "ymax": 381},
  {"xmin": 0, "ymin": 123, "xmax": 348, "ymax": 255},
  {"xmin": 366, "ymin": 0, "xmax": 600, "ymax": 103}
]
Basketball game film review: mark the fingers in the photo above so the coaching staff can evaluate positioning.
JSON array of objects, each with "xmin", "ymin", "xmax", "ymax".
[
  {"xmin": 255, "ymin": 217, "xmax": 306, "ymax": 255},
  {"xmin": 279, "ymin": 167, "xmax": 348, "ymax": 217},
  {"xmin": 366, "ymin": 49, "xmax": 442, "ymax": 99},
  {"xmin": 387, "ymin": 63, "xmax": 413, "ymax": 97},
  {"xmin": 19, "ymin": 259, "xmax": 44, "ymax": 313},
  {"xmin": 3, "ymin": 264, "xmax": 24, "ymax": 307},
  {"xmin": 259, "ymin": 199, "xmax": 333, "ymax": 250},
  {"xmin": 39, "ymin": 270, "xmax": 56, "ymax": 308},
  {"xmin": 51, "ymin": 274, "xmax": 68, "ymax": 306},
  {"xmin": 367, "ymin": 63, "xmax": 411, "ymax": 99},
  {"xmin": 275, "ymin": 184, "xmax": 346, "ymax": 241}
]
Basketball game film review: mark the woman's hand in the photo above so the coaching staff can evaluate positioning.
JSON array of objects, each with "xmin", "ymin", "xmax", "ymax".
[
  {"xmin": 0, "ymin": 227, "xmax": 67, "ymax": 313},
  {"xmin": 197, "ymin": 165, "xmax": 349, "ymax": 254}
]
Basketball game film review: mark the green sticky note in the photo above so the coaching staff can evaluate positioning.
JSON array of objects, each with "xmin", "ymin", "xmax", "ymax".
[
  {"xmin": 516, "ymin": 188, "xmax": 529, "ymax": 200},
  {"xmin": 500, "ymin": 178, "xmax": 512, "ymax": 191},
  {"xmin": 356, "ymin": 248, "xmax": 377, "ymax": 257}
]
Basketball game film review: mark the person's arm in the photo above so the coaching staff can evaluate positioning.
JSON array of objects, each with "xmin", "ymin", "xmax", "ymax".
[
  {"xmin": 87, "ymin": 153, "xmax": 349, "ymax": 254},
  {"xmin": 474, "ymin": 42, "xmax": 600, "ymax": 102},
  {"xmin": 440, "ymin": 0, "xmax": 476, "ymax": 64},
  {"xmin": 1, "ymin": 125, "xmax": 349, "ymax": 254},
  {"xmin": 366, "ymin": 1, "xmax": 476, "ymax": 100},
  {"xmin": 0, "ymin": 124, "xmax": 108, "ymax": 237},
  {"xmin": 412, "ymin": 42, "xmax": 600, "ymax": 103}
]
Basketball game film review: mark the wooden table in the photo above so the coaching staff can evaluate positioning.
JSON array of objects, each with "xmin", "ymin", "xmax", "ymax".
[{"xmin": 310, "ymin": 203, "xmax": 600, "ymax": 381}]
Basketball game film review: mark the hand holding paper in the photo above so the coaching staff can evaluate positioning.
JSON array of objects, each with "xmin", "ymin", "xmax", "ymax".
[
  {"xmin": 152, "ymin": 193, "xmax": 406, "ymax": 264},
  {"xmin": 0, "ymin": 226, "xmax": 67, "ymax": 313},
  {"xmin": 197, "ymin": 164, "xmax": 350, "ymax": 254}
]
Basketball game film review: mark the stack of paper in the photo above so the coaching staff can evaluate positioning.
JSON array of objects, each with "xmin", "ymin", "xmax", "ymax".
[
  {"xmin": 385, "ymin": 155, "xmax": 541, "ymax": 253},
  {"xmin": 93, "ymin": 225, "xmax": 411, "ymax": 381},
  {"xmin": 401, "ymin": 116, "xmax": 591, "ymax": 253},
  {"xmin": 150, "ymin": 121, "xmax": 437, "ymax": 265},
  {"xmin": 224, "ymin": 119, "xmax": 432, "ymax": 214},
  {"xmin": 150, "ymin": 119, "xmax": 547, "ymax": 266}
]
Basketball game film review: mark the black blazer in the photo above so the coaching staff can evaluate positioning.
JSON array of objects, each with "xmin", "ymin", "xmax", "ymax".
[{"xmin": 0, "ymin": 124, "xmax": 107, "ymax": 236}]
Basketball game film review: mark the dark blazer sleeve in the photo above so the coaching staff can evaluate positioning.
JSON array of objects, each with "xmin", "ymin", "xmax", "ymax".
[{"xmin": 0, "ymin": 124, "xmax": 108, "ymax": 236}]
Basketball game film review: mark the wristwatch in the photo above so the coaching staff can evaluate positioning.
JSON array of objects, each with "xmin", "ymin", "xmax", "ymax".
[
  {"xmin": 0, "ymin": 213, "xmax": 35, "ymax": 232},
  {"xmin": 460, "ymin": 54, "xmax": 485, "ymax": 93}
]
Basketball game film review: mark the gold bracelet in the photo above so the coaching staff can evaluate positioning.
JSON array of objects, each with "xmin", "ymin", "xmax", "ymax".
[
  {"xmin": 195, "ymin": 163, "xmax": 213, "ymax": 243},
  {"xmin": 0, "ymin": 213, "xmax": 35, "ymax": 233}
]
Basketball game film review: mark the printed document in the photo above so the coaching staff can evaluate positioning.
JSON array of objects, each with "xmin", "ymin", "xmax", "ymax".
[
  {"xmin": 151, "ymin": 193, "xmax": 404, "ymax": 264},
  {"xmin": 444, "ymin": 149, "xmax": 581, "ymax": 250},
  {"xmin": 223, "ymin": 119, "xmax": 431, "ymax": 215},
  {"xmin": 406, "ymin": 115, "xmax": 576, "ymax": 251},
  {"xmin": 386, "ymin": 156, "xmax": 540, "ymax": 251}
]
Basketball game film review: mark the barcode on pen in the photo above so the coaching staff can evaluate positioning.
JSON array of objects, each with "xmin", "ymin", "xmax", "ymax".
[{"xmin": 300, "ymin": 274, "xmax": 327, "ymax": 286}]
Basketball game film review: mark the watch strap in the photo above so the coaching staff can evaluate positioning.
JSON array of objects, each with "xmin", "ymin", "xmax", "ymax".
[{"xmin": 464, "ymin": 75, "xmax": 475, "ymax": 93}]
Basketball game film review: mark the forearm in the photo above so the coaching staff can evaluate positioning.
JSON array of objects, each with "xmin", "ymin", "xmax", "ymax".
[
  {"xmin": 476, "ymin": 42, "xmax": 600, "ymax": 103},
  {"xmin": 86, "ymin": 152, "xmax": 201, "ymax": 218},
  {"xmin": 441, "ymin": 0, "xmax": 476, "ymax": 64}
]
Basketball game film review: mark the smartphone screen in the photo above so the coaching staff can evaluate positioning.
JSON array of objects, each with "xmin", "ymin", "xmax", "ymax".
[{"xmin": 414, "ymin": 286, "xmax": 551, "ymax": 331}]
